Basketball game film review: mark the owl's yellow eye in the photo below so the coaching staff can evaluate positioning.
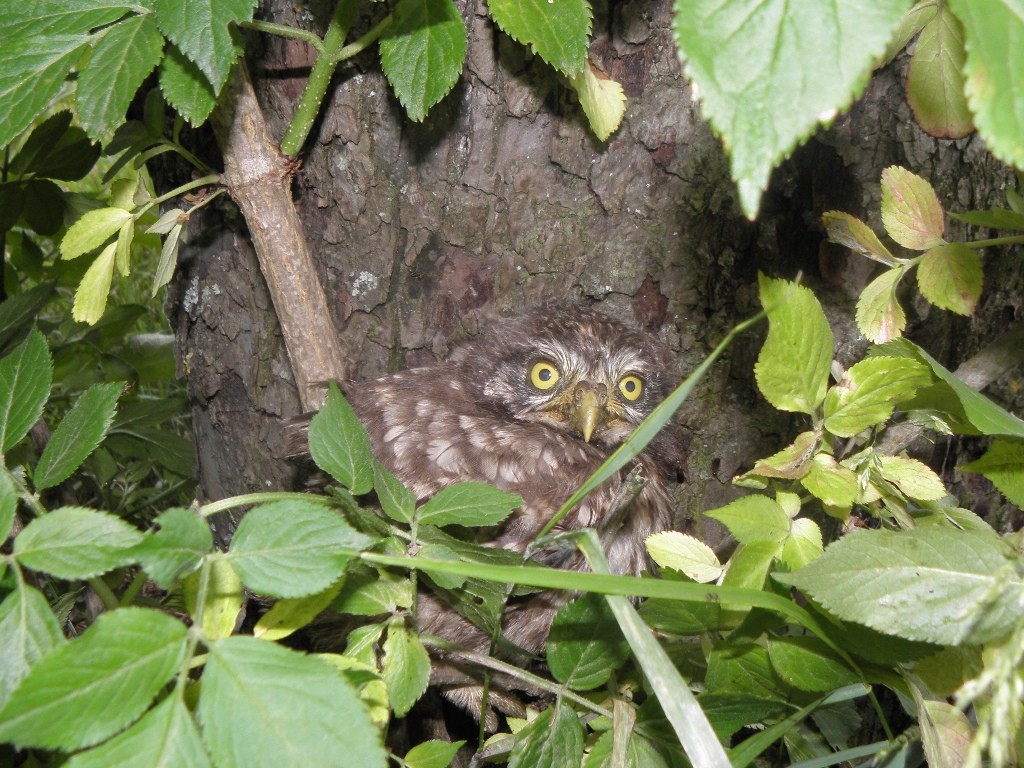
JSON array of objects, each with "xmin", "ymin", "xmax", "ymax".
[
  {"xmin": 618, "ymin": 375, "xmax": 643, "ymax": 401},
  {"xmin": 530, "ymin": 361, "xmax": 560, "ymax": 390}
]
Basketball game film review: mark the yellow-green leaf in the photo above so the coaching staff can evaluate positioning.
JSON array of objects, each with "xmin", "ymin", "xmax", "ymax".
[
  {"xmin": 567, "ymin": 64, "xmax": 626, "ymax": 142},
  {"xmin": 856, "ymin": 266, "xmax": 908, "ymax": 343},
  {"xmin": 821, "ymin": 210, "xmax": 897, "ymax": 266},
  {"xmin": 61, "ymin": 207, "xmax": 133, "ymax": 260},
  {"xmin": 907, "ymin": 7, "xmax": 973, "ymax": 139},
  {"xmin": 916, "ymin": 242, "xmax": 982, "ymax": 315},
  {"xmin": 71, "ymin": 241, "xmax": 117, "ymax": 324},
  {"xmin": 881, "ymin": 166, "xmax": 946, "ymax": 250}
]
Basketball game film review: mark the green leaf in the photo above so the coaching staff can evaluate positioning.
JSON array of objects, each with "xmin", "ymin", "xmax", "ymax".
[
  {"xmin": 767, "ymin": 636, "xmax": 860, "ymax": 693},
  {"xmin": 22, "ymin": 179, "xmax": 66, "ymax": 236},
  {"xmin": 706, "ymin": 642, "xmax": 786, "ymax": 700},
  {"xmin": 158, "ymin": 44, "xmax": 217, "ymax": 126},
  {"xmin": 0, "ymin": 470, "xmax": 15, "ymax": 543},
  {"xmin": 918, "ymin": 696, "xmax": 975, "ymax": 768},
  {"xmin": 0, "ymin": 34, "xmax": 89, "ymax": 151},
  {"xmin": 823, "ymin": 356, "xmax": 931, "ymax": 438},
  {"xmin": 821, "ymin": 210, "xmax": 897, "ymax": 266},
  {"xmin": 777, "ymin": 526, "xmax": 1023, "ymax": 645},
  {"xmin": 254, "ymin": 581, "xmax": 343, "ymax": 642},
  {"xmin": 960, "ymin": 439, "xmax": 1024, "ymax": 507},
  {"xmin": 62, "ymin": 207, "xmax": 134, "ymax": 259},
  {"xmin": 0, "ymin": 329, "xmax": 52, "ymax": 454},
  {"xmin": 228, "ymin": 499, "xmax": 371, "ymax": 598},
  {"xmin": 567, "ymin": 65, "xmax": 627, "ymax": 142},
  {"xmin": 645, "ymin": 531, "xmax": 723, "ymax": 583},
  {"xmin": 199, "ymin": 636, "xmax": 387, "ymax": 768},
  {"xmin": 77, "ymin": 13, "xmax": 166, "ymax": 142},
  {"xmin": 916, "ymin": 242, "xmax": 983, "ymax": 315},
  {"xmin": 736, "ymin": 430, "xmax": 818, "ymax": 485},
  {"xmin": 308, "ymin": 382, "xmax": 375, "ymax": 494},
  {"xmin": 72, "ymin": 240, "xmax": 118, "ymax": 324},
  {"xmin": 0, "ymin": 585, "xmax": 65, "ymax": 710},
  {"xmin": 15, "ymin": 506, "xmax": 142, "ymax": 578},
  {"xmin": 132, "ymin": 507, "xmax": 213, "ymax": 588},
  {"xmin": 488, "ymin": 0, "xmax": 590, "ymax": 77},
  {"xmin": 881, "ymin": 166, "xmax": 946, "ymax": 250},
  {"xmin": 379, "ymin": 0, "xmax": 467, "ymax": 122},
  {"xmin": 947, "ymin": 0, "xmax": 1024, "ymax": 168},
  {"xmin": 0, "ymin": 1, "xmax": 133, "ymax": 41},
  {"xmin": 10, "ymin": 111, "xmax": 100, "ymax": 181},
  {"xmin": 779, "ymin": 517, "xmax": 823, "ymax": 571},
  {"xmin": 0, "ymin": 283, "xmax": 54, "ymax": 353},
  {"xmin": 707, "ymin": 495, "xmax": 790, "ymax": 546},
  {"xmin": 374, "ymin": 460, "xmax": 415, "ymax": 524},
  {"xmin": 907, "ymin": 7, "xmax": 972, "ymax": 138},
  {"xmin": 34, "ymin": 381, "xmax": 124, "ymax": 491},
  {"xmin": 510, "ymin": 701, "xmax": 585, "ymax": 768},
  {"xmin": 547, "ymin": 593, "xmax": 630, "ymax": 691},
  {"xmin": 882, "ymin": 0, "xmax": 939, "ymax": 64},
  {"xmin": 333, "ymin": 565, "xmax": 415, "ymax": 616},
  {"xmin": 0, "ymin": 608, "xmax": 187, "ymax": 750},
  {"xmin": 856, "ymin": 266, "xmax": 908, "ymax": 343},
  {"xmin": 416, "ymin": 482, "xmax": 521, "ymax": 527},
  {"xmin": 382, "ymin": 620, "xmax": 431, "ymax": 718},
  {"xmin": 65, "ymin": 694, "xmax": 211, "ymax": 768},
  {"xmin": 184, "ymin": 557, "xmax": 242, "ymax": 641},
  {"xmin": 755, "ymin": 275, "xmax": 833, "ymax": 415},
  {"xmin": 152, "ymin": 222, "xmax": 183, "ymax": 294},
  {"xmin": 153, "ymin": 0, "xmax": 254, "ymax": 92},
  {"xmin": 801, "ymin": 453, "xmax": 859, "ymax": 509},
  {"xmin": 404, "ymin": 740, "xmax": 466, "ymax": 768},
  {"xmin": 673, "ymin": 0, "xmax": 908, "ymax": 219},
  {"xmin": 876, "ymin": 455, "xmax": 947, "ymax": 500},
  {"xmin": 950, "ymin": 207, "xmax": 1024, "ymax": 230}
]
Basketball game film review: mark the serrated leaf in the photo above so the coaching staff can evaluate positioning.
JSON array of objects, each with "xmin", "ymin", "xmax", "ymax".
[
  {"xmin": 510, "ymin": 701, "xmax": 585, "ymax": 768},
  {"xmin": 960, "ymin": 439, "xmax": 1024, "ymax": 507},
  {"xmin": 382, "ymin": 621, "xmax": 431, "ymax": 717},
  {"xmin": 488, "ymin": 0, "xmax": 590, "ymax": 77},
  {"xmin": 918, "ymin": 696, "xmax": 974, "ymax": 768},
  {"xmin": 114, "ymin": 219, "xmax": 134, "ymax": 277},
  {"xmin": 755, "ymin": 275, "xmax": 833, "ymax": 415},
  {"xmin": 646, "ymin": 531, "xmax": 723, "ymax": 583},
  {"xmin": 65, "ymin": 694, "xmax": 212, "ymax": 768},
  {"xmin": 0, "ymin": 329, "xmax": 52, "ymax": 454},
  {"xmin": 947, "ymin": 0, "xmax": 1024, "ymax": 169},
  {"xmin": 228, "ymin": 500, "xmax": 371, "ymax": 598},
  {"xmin": 823, "ymin": 356, "xmax": 931, "ymax": 437},
  {"xmin": 379, "ymin": 0, "xmax": 467, "ymax": 122},
  {"xmin": 374, "ymin": 460, "xmax": 415, "ymax": 524},
  {"xmin": 0, "ymin": 585, "xmax": 65, "ymax": 709},
  {"xmin": 72, "ymin": 240, "xmax": 117, "ymax": 324},
  {"xmin": 821, "ymin": 210, "xmax": 897, "ymax": 266},
  {"xmin": 15, "ymin": 506, "xmax": 142, "ymax": 579},
  {"xmin": 856, "ymin": 266, "xmax": 908, "ymax": 343},
  {"xmin": 147, "ymin": 208, "xmax": 185, "ymax": 235},
  {"xmin": 547, "ymin": 593, "xmax": 630, "ymax": 690},
  {"xmin": 0, "ymin": 283, "xmax": 53, "ymax": 353},
  {"xmin": 200, "ymin": 636, "xmax": 387, "ymax": 768},
  {"xmin": 414, "ymin": 542, "xmax": 464, "ymax": 589},
  {"xmin": 133, "ymin": 507, "xmax": 213, "ymax": 588},
  {"xmin": 34, "ymin": 381, "xmax": 124, "ymax": 491},
  {"xmin": 62, "ymin": 207, "xmax": 134, "ymax": 259},
  {"xmin": 673, "ymin": 0, "xmax": 908, "ymax": 219},
  {"xmin": 0, "ymin": 34, "xmax": 89, "ymax": 151},
  {"xmin": 77, "ymin": 13, "xmax": 165, "ymax": 142},
  {"xmin": 767, "ymin": 636, "xmax": 860, "ymax": 693},
  {"xmin": 780, "ymin": 517, "xmax": 823, "ymax": 571},
  {"xmin": 876, "ymin": 455, "xmax": 947, "ymax": 500},
  {"xmin": 0, "ymin": 470, "xmax": 14, "ymax": 543},
  {"xmin": 736, "ymin": 430, "xmax": 818, "ymax": 484},
  {"xmin": 254, "ymin": 580, "xmax": 343, "ymax": 642},
  {"xmin": 801, "ymin": 453, "xmax": 859, "ymax": 508},
  {"xmin": 416, "ymin": 482, "xmax": 521, "ymax": 527},
  {"xmin": 184, "ymin": 557, "xmax": 242, "ymax": 641},
  {"xmin": 907, "ymin": 7, "xmax": 973, "ymax": 139},
  {"xmin": 10, "ymin": 111, "xmax": 100, "ymax": 181},
  {"xmin": 153, "ymin": 0, "xmax": 254, "ymax": 92},
  {"xmin": 777, "ymin": 526, "xmax": 1023, "ymax": 645},
  {"xmin": 22, "ymin": 179, "xmax": 66, "ymax": 236},
  {"xmin": 706, "ymin": 642, "xmax": 785, "ymax": 700},
  {"xmin": 0, "ymin": 1, "xmax": 133, "ymax": 41},
  {"xmin": 917, "ymin": 242, "xmax": 982, "ymax": 315},
  {"xmin": 882, "ymin": 0, "xmax": 939, "ymax": 64},
  {"xmin": 158, "ymin": 44, "xmax": 217, "ymax": 125},
  {"xmin": 308, "ymin": 382, "xmax": 375, "ymax": 494},
  {"xmin": 152, "ymin": 221, "xmax": 183, "ymax": 294},
  {"xmin": 404, "ymin": 739, "xmax": 466, "ymax": 768},
  {"xmin": 333, "ymin": 565, "xmax": 415, "ymax": 616},
  {"xmin": 567, "ymin": 64, "xmax": 626, "ymax": 142},
  {"xmin": 705, "ymin": 495, "xmax": 790, "ymax": 545},
  {"xmin": 950, "ymin": 207, "xmax": 1024, "ymax": 230},
  {"xmin": 0, "ymin": 608, "xmax": 187, "ymax": 750},
  {"xmin": 881, "ymin": 166, "xmax": 946, "ymax": 250}
]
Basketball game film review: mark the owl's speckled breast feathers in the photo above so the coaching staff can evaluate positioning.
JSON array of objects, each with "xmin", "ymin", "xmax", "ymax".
[{"xmin": 346, "ymin": 302, "xmax": 683, "ymax": 600}]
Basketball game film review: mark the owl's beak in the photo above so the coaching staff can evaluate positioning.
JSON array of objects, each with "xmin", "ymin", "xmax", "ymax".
[{"xmin": 573, "ymin": 383, "xmax": 608, "ymax": 443}]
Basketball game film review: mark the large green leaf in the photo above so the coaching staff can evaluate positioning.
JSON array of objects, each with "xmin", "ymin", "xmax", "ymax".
[
  {"xmin": 0, "ymin": 34, "xmax": 89, "ymax": 150},
  {"xmin": 308, "ymin": 382, "xmax": 375, "ymax": 494},
  {"xmin": 777, "ymin": 526, "xmax": 1023, "ymax": 645},
  {"xmin": 77, "ymin": 13, "xmax": 166, "ymax": 142},
  {"xmin": 547, "ymin": 593, "xmax": 630, "ymax": 691},
  {"xmin": 822, "ymin": 356, "xmax": 931, "ymax": 437},
  {"xmin": 0, "ymin": 585, "xmax": 65, "ymax": 710},
  {"xmin": 0, "ymin": 329, "xmax": 52, "ymax": 454},
  {"xmin": 132, "ymin": 507, "xmax": 213, "ymax": 588},
  {"xmin": 907, "ymin": 6, "xmax": 973, "ymax": 138},
  {"xmin": 0, "ymin": 608, "xmax": 187, "ymax": 750},
  {"xmin": 381, "ymin": 621, "xmax": 430, "ymax": 718},
  {"xmin": 416, "ymin": 481, "xmax": 521, "ymax": 527},
  {"xmin": 199, "ymin": 636, "xmax": 387, "ymax": 768},
  {"xmin": 14, "ymin": 506, "xmax": 142, "ymax": 579},
  {"xmin": 380, "ymin": 0, "xmax": 467, "ymax": 122},
  {"xmin": 153, "ymin": 0, "xmax": 255, "ymax": 92},
  {"xmin": 510, "ymin": 701, "xmax": 585, "ymax": 768},
  {"xmin": 488, "ymin": 0, "xmax": 590, "ymax": 77},
  {"xmin": 960, "ymin": 439, "xmax": 1024, "ymax": 507},
  {"xmin": 673, "ymin": 0, "xmax": 910, "ymax": 218},
  {"xmin": 158, "ymin": 44, "xmax": 217, "ymax": 126},
  {"xmin": 948, "ymin": 0, "xmax": 1024, "ymax": 169},
  {"xmin": 34, "ymin": 381, "xmax": 124, "ymax": 491},
  {"xmin": 0, "ymin": 1, "xmax": 132, "ymax": 41}
]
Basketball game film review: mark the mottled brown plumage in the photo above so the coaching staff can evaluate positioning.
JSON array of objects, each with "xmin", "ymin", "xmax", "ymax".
[{"xmin": 344, "ymin": 302, "xmax": 682, "ymax": 672}]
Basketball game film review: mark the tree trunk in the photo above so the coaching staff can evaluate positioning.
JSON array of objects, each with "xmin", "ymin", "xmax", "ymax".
[{"xmin": 170, "ymin": 0, "xmax": 1024, "ymax": 537}]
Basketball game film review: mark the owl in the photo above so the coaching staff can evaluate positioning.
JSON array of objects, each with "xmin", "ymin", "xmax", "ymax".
[{"xmin": 343, "ymin": 301, "xmax": 683, "ymax": 668}]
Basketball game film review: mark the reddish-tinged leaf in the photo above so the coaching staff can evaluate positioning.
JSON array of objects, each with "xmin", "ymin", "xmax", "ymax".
[
  {"xmin": 881, "ymin": 166, "xmax": 946, "ymax": 250},
  {"xmin": 917, "ymin": 242, "xmax": 982, "ymax": 315}
]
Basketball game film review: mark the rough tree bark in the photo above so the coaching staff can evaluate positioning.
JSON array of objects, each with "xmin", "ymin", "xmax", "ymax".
[{"xmin": 169, "ymin": 0, "xmax": 1024, "ymax": 537}]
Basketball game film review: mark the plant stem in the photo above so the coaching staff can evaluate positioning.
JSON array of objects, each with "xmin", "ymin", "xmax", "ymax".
[
  {"xmin": 198, "ymin": 491, "xmax": 334, "ymax": 517},
  {"xmin": 89, "ymin": 576, "xmax": 120, "ymax": 611},
  {"xmin": 334, "ymin": 15, "xmax": 392, "ymax": 62},
  {"xmin": 120, "ymin": 570, "xmax": 148, "ymax": 606},
  {"xmin": 242, "ymin": 19, "xmax": 326, "ymax": 55},
  {"xmin": 964, "ymin": 234, "xmax": 1024, "ymax": 249},
  {"xmin": 280, "ymin": 0, "xmax": 363, "ymax": 157},
  {"xmin": 136, "ymin": 174, "xmax": 221, "ymax": 219}
]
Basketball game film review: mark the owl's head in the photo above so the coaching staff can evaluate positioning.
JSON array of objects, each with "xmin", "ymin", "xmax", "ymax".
[{"xmin": 453, "ymin": 302, "xmax": 679, "ymax": 450}]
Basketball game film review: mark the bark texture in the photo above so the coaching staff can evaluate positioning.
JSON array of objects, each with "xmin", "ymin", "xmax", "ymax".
[{"xmin": 171, "ymin": 0, "xmax": 1024, "ymax": 534}]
